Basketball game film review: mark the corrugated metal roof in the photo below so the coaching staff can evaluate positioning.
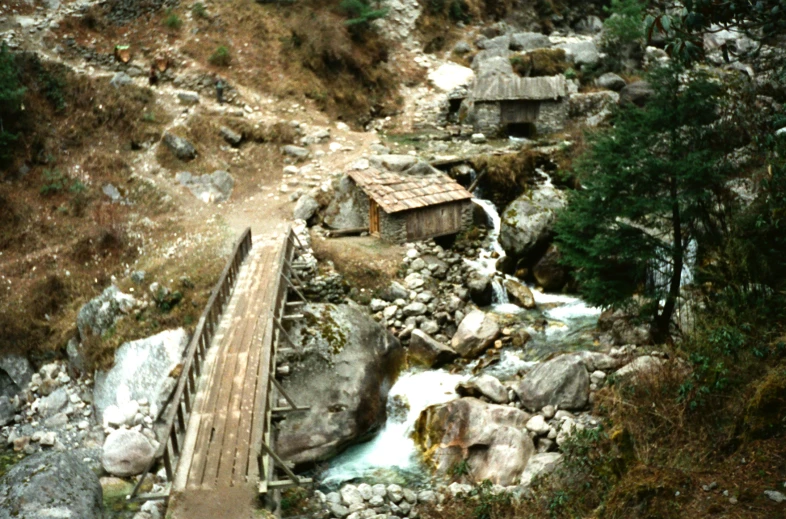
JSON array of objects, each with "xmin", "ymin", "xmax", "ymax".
[
  {"xmin": 473, "ymin": 75, "xmax": 568, "ymax": 102},
  {"xmin": 348, "ymin": 169, "xmax": 473, "ymax": 214}
]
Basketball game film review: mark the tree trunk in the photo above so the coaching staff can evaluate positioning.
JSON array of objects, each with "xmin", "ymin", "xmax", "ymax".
[{"xmin": 653, "ymin": 176, "xmax": 684, "ymax": 344}]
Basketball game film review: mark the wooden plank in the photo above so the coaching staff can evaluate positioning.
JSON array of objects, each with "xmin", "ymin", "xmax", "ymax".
[
  {"xmin": 222, "ymin": 246, "xmax": 278, "ymax": 486},
  {"xmin": 200, "ymin": 248, "xmax": 272, "ymax": 488},
  {"xmin": 185, "ymin": 247, "xmax": 266, "ymax": 489}
]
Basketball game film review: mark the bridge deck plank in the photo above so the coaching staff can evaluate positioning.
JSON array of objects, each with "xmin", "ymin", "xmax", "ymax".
[{"xmin": 171, "ymin": 239, "xmax": 280, "ymax": 497}]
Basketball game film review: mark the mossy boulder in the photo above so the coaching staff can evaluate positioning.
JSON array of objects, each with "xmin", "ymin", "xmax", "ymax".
[
  {"xmin": 276, "ymin": 303, "xmax": 404, "ymax": 465},
  {"xmin": 744, "ymin": 364, "xmax": 786, "ymax": 439}
]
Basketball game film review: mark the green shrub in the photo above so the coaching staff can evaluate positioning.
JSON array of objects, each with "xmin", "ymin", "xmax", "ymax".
[
  {"xmin": 191, "ymin": 2, "xmax": 207, "ymax": 18},
  {"xmin": 209, "ymin": 46, "xmax": 231, "ymax": 67},
  {"xmin": 340, "ymin": 0, "xmax": 388, "ymax": 34},
  {"xmin": 40, "ymin": 168, "xmax": 66, "ymax": 195},
  {"xmin": 0, "ymin": 43, "xmax": 25, "ymax": 164},
  {"xmin": 164, "ymin": 10, "xmax": 182, "ymax": 29}
]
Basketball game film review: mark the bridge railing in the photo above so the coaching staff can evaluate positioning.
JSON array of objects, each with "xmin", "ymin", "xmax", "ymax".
[{"xmin": 129, "ymin": 227, "xmax": 253, "ymax": 500}]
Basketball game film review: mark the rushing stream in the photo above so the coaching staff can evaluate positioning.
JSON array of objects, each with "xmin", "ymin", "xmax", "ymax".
[{"xmin": 319, "ymin": 196, "xmax": 601, "ymax": 488}]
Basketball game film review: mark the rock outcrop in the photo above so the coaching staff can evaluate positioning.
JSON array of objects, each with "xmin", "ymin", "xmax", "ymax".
[
  {"xmin": 101, "ymin": 429, "xmax": 157, "ymax": 477},
  {"xmin": 93, "ymin": 328, "xmax": 189, "ymax": 423},
  {"xmin": 515, "ymin": 354, "xmax": 590, "ymax": 411},
  {"xmin": 499, "ymin": 185, "xmax": 566, "ymax": 268},
  {"xmin": 276, "ymin": 303, "xmax": 403, "ymax": 465},
  {"xmin": 0, "ymin": 452, "xmax": 103, "ymax": 519},
  {"xmin": 415, "ymin": 397, "xmax": 534, "ymax": 486},
  {"xmin": 0, "ymin": 353, "xmax": 34, "ymax": 399},
  {"xmin": 451, "ymin": 310, "xmax": 500, "ymax": 359}
]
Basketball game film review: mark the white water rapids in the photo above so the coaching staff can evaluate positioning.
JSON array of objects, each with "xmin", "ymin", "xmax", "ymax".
[{"xmin": 319, "ymin": 195, "xmax": 601, "ymax": 487}]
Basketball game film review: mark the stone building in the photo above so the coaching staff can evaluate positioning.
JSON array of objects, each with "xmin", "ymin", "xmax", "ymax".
[
  {"xmin": 335, "ymin": 168, "xmax": 473, "ymax": 243},
  {"xmin": 471, "ymin": 75, "xmax": 569, "ymax": 137}
]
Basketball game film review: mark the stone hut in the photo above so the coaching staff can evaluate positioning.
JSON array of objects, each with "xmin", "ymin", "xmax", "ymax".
[
  {"xmin": 343, "ymin": 168, "xmax": 474, "ymax": 243},
  {"xmin": 472, "ymin": 75, "xmax": 569, "ymax": 137}
]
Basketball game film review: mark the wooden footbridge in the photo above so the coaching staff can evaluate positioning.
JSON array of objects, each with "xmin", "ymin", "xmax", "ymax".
[{"xmin": 129, "ymin": 226, "xmax": 312, "ymax": 516}]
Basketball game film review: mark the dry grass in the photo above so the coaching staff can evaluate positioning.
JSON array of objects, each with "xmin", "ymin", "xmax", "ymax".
[
  {"xmin": 511, "ymin": 48, "xmax": 569, "ymax": 78},
  {"xmin": 310, "ymin": 234, "xmax": 404, "ymax": 293}
]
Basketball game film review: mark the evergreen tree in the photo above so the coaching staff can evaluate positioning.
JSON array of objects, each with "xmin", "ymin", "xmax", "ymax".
[
  {"xmin": 555, "ymin": 62, "xmax": 733, "ymax": 342},
  {"xmin": 0, "ymin": 43, "xmax": 25, "ymax": 164}
]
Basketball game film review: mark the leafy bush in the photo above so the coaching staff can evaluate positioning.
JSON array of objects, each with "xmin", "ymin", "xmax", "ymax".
[
  {"xmin": 601, "ymin": 0, "xmax": 646, "ymax": 71},
  {"xmin": 341, "ymin": 0, "xmax": 388, "ymax": 27},
  {"xmin": 164, "ymin": 10, "xmax": 182, "ymax": 29},
  {"xmin": 209, "ymin": 45, "xmax": 231, "ymax": 67},
  {"xmin": 191, "ymin": 2, "xmax": 207, "ymax": 18},
  {"xmin": 40, "ymin": 168, "xmax": 66, "ymax": 195}
]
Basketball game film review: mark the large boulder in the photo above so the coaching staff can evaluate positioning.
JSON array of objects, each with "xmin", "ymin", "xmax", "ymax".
[
  {"xmin": 323, "ymin": 175, "xmax": 368, "ymax": 230},
  {"xmin": 293, "ymin": 194, "xmax": 319, "ymax": 221},
  {"xmin": 176, "ymin": 170, "xmax": 234, "ymax": 204},
  {"xmin": 276, "ymin": 303, "xmax": 403, "ymax": 465},
  {"xmin": 0, "ymin": 353, "xmax": 34, "ymax": 399},
  {"xmin": 467, "ymin": 272, "xmax": 493, "ymax": 307},
  {"xmin": 0, "ymin": 451, "xmax": 103, "ymax": 519},
  {"xmin": 369, "ymin": 154, "xmax": 418, "ymax": 172},
  {"xmin": 451, "ymin": 310, "xmax": 500, "ymax": 359},
  {"xmin": 509, "ymin": 32, "xmax": 551, "ymax": 51},
  {"xmin": 474, "ymin": 55, "xmax": 515, "ymax": 78},
  {"xmin": 76, "ymin": 285, "xmax": 136, "ymax": 342},
  {"xmin": 556, "ymin": 40, "xmax": 600, "ymax": 66},
  {"xmin": 93, "ymin": 328, "xmax": 189, "ymax": 423},
  {"xmin": 101, "ymin": 429, "xmax": 156, "ymax": 477},
  {"xmin": 595, "ymin": 72, "xmax": 627, "ymax": 91},
  {"xmin": 163, "ymin": 132, "xmax": 197, "ymax": 161},
  {"xmin": 415, "ymin": 397, "xmax": 534, "ymax": 486},
  {"xmin": 532, "ymin": 245, "xmax": 568, "ymax": 291},
  {"xmin": 515, "ymin": 354, "xmax": 589, "ymax": 411},
  {"xmin": 428, "ymin": 63, "xmax": 475, "ymax": 92},
  {"xmin": 520, "ymin": 452, "xmax": 562, "ymax": 486},
  {"xmin": 569, "ymin": 91, "xmax": 620, "ymax": 126},
  {"xmin": 504, "ymin": 279, "xmax": 536, "ymax": 309},
  {"xmin": 409, "ymin": 330, "xmax": 458, "ymax": 368},
  {"xmin": 456, "ymin": 374, "xmax": 508, "ymax": 404},
  {"xmin": 619, "ymin": 81, "xmax": 654, "ymax": 107},
  {"xmin": 499, "ymin": 185, "xmax": 566, "ymax": 267}
]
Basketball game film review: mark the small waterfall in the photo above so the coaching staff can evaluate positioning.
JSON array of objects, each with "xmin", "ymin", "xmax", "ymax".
[{"xmin": 466, "ymin": 198, "xmax": 509, "ymax": 306}]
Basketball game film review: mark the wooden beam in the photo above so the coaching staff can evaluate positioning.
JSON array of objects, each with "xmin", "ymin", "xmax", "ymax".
[
  {"xmin": 260, "ymin": 441, "xmax": 300, "ymax": 485},
  {"xmin": 271, "ymin": 377, "xmax": 308, "ymax": 411},
  {"xmin": 282, "ymin": 314, "xmax": 304, "ymax": 321},
  {"xmin": 325, "ymin": 227, "xmax": 369, "ymax": 238}
]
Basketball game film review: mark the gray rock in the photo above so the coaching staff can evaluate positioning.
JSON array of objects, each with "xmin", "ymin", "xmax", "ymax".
[
  {"xmin": 614, "ymin": 356, "xmax": 664, "ymax": 380},
  {"xmin": 403, "ymin": 302, "xmax": 427, "ymax": 317},
  {"xmin": 294, "ymin": 194, "xmax": 319, "ymax": 221},
  {"xmin": 532, "ymin": 245, "xmax": 567, "ymax": 291},
  {"xmin": 415, "ymin": 397, "xmax": 534, "ymax": 486},
  {"xmin": 468, "ymin": 273, "xmax": 493, "ymax": 306},
  {"xmin": 453, "ymin": 41, "xmax": 472, "ymax": 54},
  {"xmin": 595, "ymin": 72, "xmax": 627, "ymax": 91},
  {"xmin": 379, "ymin": 282, "xmax": 409, "ymax": 302},
  {"xmin": 93, "ymin": 328, "xmax": 189, "ymax": 423},
  {"xmin": 764, "ymin": 490, "xmax": 786, "ymax": 503},
  {"xmin": 409, "ymin": 330, "xmax": 458, "ymax": 368},
  {"xmin": 420, "ymin": 320, "xmax": 440, "ymax": 335},
  {"xmin": 456, "ymin": 374, "xmax": 508, "ymax": 404},
  {"xmin": 515, "ymin": 354, "xmax": 590, "ymax": 411},
  {"xmin": 0, "ymin": 353, "xmax": 34, "ymax": 399},
  {"xmin": 329, "ymin": 502, "xmax": 350, "ymax": 518},
  {"xmin": 110, "ymin": 71, "xmax": 133, "ymax": 88},
  {"xmin": 556, "ymin": 40, "xmax": 600, "ymax": 66},
  {"xmin": 163, "ymin": 132, "xmax": 197, "ymax": 161},
  {"xmin": 76, "ymin": 285, "xmax": 136, "ymax": 342},
  {"xmin": 499, "ymin": 185, "xmax": 566, "ymax": 266},
  {"xmin": 474, "ymin": 55, "xmax": 515, "ymax": 79},
  {"xmin": 177, "ymin": 170, "xmax": 234, "ymax": 204},
  {"xmin": 478, "ymin": 34, "xmax": 511, "ymax": 50},
  {"xmin": 102, "ymin": 429, "xmax": 155, "ymax": 477},
  {"xmin": 519, "ymin": 452, "xmax": 562, "ymax": 486},
  {"xmin": 451, "ymin": 310, "xmax": 500, "ymax": 358},
  {"xmin": 177, "ymin": 91, "xmax": 200, "ymax": 105},
  {"xmin": 0, "ymin": 451, "xmax": 103, "ymax": 519},
  {"xmin": 38, "ymin": 387, "xmax": 68, "ymax": 417},
  {"xmin": 509, "ymin": 32, "xmax": 551, "ymax": 51},
  {"xmin": 102, "ymin": 183, "xmax": 123, "ymax": 202},
  {"xmin": 341, "ymin": 485, "xmax": 364, "ymax": 507},
  {"xmin": 0, "ymin": 396, "xmax": 15, "ymax": 427},
  {"xmin": 576, "ymin": 15, "xmax": 604, "ymax": 33},
  {"xmin": 282, "ymin": 145, "xmax": 310, "ymax": 159},
  {"xmin": 387, "ymin": 484, "xmax": 403, "ymax": 503},
  {"xmin": 369, "ymin": 154, "xmax": 418, "ymax": 172},
  {"xmin": 323, "ymin": 174, "xmax": 368, "ymax": 230},
  {"xmin": 220, "ymin": 126, "xmax": 243, "ymax": 146},
  {"xmin": 276, "ymin": 304, "xmax": 403, "ymax": 465},
  {"xmin": 619, "ymin": 81, "xmax": 654, "ymax": 107},
  {"xmin": 504, "ymin": 279, "xmax": 535, "ymax": 309}
]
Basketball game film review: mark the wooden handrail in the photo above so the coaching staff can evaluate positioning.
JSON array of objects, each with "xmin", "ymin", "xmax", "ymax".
[{"xmin": 129, "ymin": 228, "xmax": 253, "ymax": 499}]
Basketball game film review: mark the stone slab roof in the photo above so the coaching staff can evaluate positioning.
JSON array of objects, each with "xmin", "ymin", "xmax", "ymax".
[
  {"xmin": 473, "ymin": 75, "xmax": 568, "ymax": 102},
  {"xmin": 348, "ymin": 169, "xmax": 473, "ymax": 214}
]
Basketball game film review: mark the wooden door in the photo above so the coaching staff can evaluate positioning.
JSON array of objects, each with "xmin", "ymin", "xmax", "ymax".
[{"xmin": 369, "ymin": 200, "xmax": 380, "ymax": 235}]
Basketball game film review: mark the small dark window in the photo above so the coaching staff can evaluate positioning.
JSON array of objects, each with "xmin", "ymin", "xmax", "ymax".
[{"xmin": 447, "ymin": 98, "xmax": 464, "ymax": 122}]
